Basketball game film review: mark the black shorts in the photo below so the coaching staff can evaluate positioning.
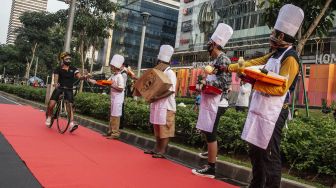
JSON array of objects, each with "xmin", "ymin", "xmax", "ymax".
[
  {"xmin": 202, "ymin": 107, "xmax": 227, "ymax": 143},
  {"xmin": 50, "ymin": 88, "xmax": 74, "ymax": 103}
]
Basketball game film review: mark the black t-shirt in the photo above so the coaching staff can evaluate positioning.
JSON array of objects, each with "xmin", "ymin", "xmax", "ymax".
[{"xmin": 54, "ymin": 66, "xmax": 79, "ymax": 88}]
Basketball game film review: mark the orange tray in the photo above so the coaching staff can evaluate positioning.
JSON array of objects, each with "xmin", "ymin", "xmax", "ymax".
[
  {"xmin": 189, "ymin": 85, "xmax": 222, "ymax": 95},
  {"xmin": 243, "ymin": 68, "xmax": 286, "ymax": 86},
  {"xmin": 96, "ymin": 80, "xmax": 113, "ymax": 86}
]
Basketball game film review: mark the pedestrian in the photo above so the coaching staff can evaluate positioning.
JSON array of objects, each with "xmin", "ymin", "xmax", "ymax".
[
  {"xmin": 120, "ymin": 63, "xmax": 137, "ymax": 129},
  {"xmin": 235, "ymin": 80, "xmax": 252, "ymax": 112},
  {"xmin": 88, "ymin": 54, "xmax": 125, "ymax": 139},
  {"xmin": 194, "ymin": 91, "xmax": 201, "ymax": 112},
  {"xmin": 191, "ymin": 23, "xmax": 233, "ymax": 178},
  {"xmin": 223, "ymin": 4, "xmax": 304, "ymax": 187},
  {"xmin": 144, "ymin": 45, "xmax": 176, "ymax": 159}
]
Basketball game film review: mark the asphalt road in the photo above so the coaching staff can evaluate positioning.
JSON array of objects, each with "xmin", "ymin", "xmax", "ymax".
[
  {"xmin": 0, "ymin": 94, "xmax": 21, "ymax": 105},
  {"xmin": 0, "ymin": 93, "xmax": 42, "ymax": 188}
]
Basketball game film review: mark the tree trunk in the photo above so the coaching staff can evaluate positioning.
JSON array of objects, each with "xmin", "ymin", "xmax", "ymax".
[
  {"xmin": 297, "ymin": 0, "xmax": 333, "ymax": 55},
  {"xmin": 79, "ymin": 39, "xmax": 85, "ymax": 92},
  {"xmin": 90, "ymin": 44, "xmax": 96, "ymax": 73},
  {"xmin": 25, "ymin": 42, "xmax": 38, "ymax": 85}
]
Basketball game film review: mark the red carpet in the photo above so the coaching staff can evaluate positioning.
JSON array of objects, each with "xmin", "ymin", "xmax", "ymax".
[{"xmin": 0, "ymin": 104, "xmax": 237, "ymax": 188}]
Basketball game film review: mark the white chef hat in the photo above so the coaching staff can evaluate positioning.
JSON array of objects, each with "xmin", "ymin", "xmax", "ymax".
[
  {"xmin": 274, "ymin": 4, "xmax": 304, "ymax": 37},
  {"xmin": 158, "ymin": 45, "xmax": 174, "ymax": 63},
  {"xmin": 110, "ymin": 54, "xmax": 124, "ymax": 69},
  {"xmin": 210, "ymin": 23, "xmax": 233, "ymax": 48}
]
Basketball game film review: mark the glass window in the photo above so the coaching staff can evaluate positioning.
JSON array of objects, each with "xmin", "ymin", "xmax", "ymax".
[
  {"xmin": 250, "ymin": 14, "xmax": 257, "ymax": 28},
  {"xmin": 258, "ymin": 13, "xmax": 266, "ymax": 26},
  {"xmin": 242, "ymin": 16, "xmax": 249, "ymax": 29},
  {"xmin": 235, "ymin": 17, "xmax": 241, "ymax": 30},
  {"xmin": 228, "ymin": 18, "xmax": 234, "ymax": 28},
  {"xmin": 323, "ymin": 42, "xmax": 330, "ymax": 54},
  {"xmin": 305, "ymin": 65, "xmax": 310, "ymax": 77}
]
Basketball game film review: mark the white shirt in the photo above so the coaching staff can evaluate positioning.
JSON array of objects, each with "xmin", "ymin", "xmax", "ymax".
[
  {"xmin": 218, "ymin": 98, "xmax": 229, "ymax": 107},
  {"xmin": 236, "ymin": 83, "xmax": 252, "ymax": 107},
  {"xmin": 108, "ymin": 73, "xmax": 125, "ymax": 92},
  {"xmin": 121, "ymin": 68, "xmax": 128, "ymax": 87},
  {"xmin": 164, "ymin": 67, "xmax": 176, "ymax": 112}
]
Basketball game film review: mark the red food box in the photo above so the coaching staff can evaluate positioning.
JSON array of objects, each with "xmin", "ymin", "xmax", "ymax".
[
  {"xmin": 189, "ymin": 85, "xmax": 222, "ymax": 95},
  {"xmin": 96, "ymin": 80, "xmax": 113, "ymax": 86}
]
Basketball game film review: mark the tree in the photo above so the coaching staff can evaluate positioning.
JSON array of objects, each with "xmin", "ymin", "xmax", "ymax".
[
  {"xmin": 15, "ymin": 11, "xmax": 58, "ymax": 82},
  {"xmin": 72, "ymin": 0, "xmax": 118, "ymax": 92},
  {"xmin": 0, "ymin": 44, "xmax": 24, "ymax": 77},
  {"xmin": 261, "ymin": 0, "xmax": 336, "ymax": 54}
]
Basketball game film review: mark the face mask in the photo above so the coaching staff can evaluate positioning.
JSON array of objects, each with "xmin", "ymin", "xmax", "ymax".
[{"xmin": 63, "ymin": 58, "xmax": 71, "ymax": 66}]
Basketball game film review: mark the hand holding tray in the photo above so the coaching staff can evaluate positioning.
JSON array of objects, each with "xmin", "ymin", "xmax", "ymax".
[{"xmin": 243, "ymin": 67, "xmax": 287, "ymax": 86}]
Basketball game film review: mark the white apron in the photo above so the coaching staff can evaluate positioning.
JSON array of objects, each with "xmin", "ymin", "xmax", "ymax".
[
  {"xmin": 150, "ymin": 67, "xmax": 171, "ymax": 125},
  {"xmin": 241, "ymin": 47, "xmax": 291, "ymax": 149},
  {"xmin": 150, "ymin": 98, "xmax": 169, "ymax": 125},
  {"xmin": 110, "ymin": 74, "xmax": 125, "ymax": 117},
  {"xmin": 196, "ymin": 92, "xmax": 221, "ymax": 132}
]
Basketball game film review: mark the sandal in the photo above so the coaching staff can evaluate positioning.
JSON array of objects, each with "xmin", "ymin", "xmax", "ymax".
[
  {"xmin": 144, "ymin": 150, "xmax": 156, "ymax": 155},
  {"xmin": 152, "ymin": 153, "xmax": 166, "ymax": 159}
]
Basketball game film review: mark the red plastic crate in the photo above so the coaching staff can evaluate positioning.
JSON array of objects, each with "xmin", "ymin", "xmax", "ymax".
[{"xmin": 189, "ymin": 85, "xmax": 222, "ymax": 95}]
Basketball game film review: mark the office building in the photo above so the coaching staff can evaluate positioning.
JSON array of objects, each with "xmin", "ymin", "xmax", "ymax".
[{"xmin": 6, "ymin": 0, "xmax": 48, "ymax": 44}]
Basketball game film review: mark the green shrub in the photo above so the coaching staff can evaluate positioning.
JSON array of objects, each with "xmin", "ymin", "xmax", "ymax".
[
  {"xmin": 281, "ymin": 116, "xmax": 336, "ymax": 177},
  {"xmin": 0, "ymin": 84, "xmax": 46, "ymax": 102}
]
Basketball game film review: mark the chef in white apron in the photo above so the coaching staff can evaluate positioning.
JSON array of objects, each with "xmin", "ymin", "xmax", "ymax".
[
  {"xmin": 191, "ymin": 23, "xmax": 233, "ymax": 178},
  {"xmin": 235, "ymin": 80, "xmax": 252, "ymax": 112},
  {"xmin": 88, "ymin": 54, "xmax": 125, "ymax": 139},
  {"xmin": 144, "ymin": 45, "xmax": 176, "ymax": 159},
  {"xmin": 225, "ymin": 4, "xmax": 304, "ymax": 188}
]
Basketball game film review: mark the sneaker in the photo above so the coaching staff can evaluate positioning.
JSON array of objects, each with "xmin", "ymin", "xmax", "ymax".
[
  {"xmin": 198, "ymin": 152, "xmax": 208, "ymax": 159},
  {"xmin": 69, "ymin": 122, "xmax": 78, "ymax": 133},
  {"xmin": 45, "ymin": 116, "xmax": 51, "ymax": 127},
  {"xmin": 191, "ymin": 165, "xmax": 215, "ymax": 178},
  {"xmin": 198, "ymin": 152, "xmax": 218, "ymax": 160}
]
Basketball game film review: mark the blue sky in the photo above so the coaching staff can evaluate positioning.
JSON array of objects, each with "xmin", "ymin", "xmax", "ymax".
[{"xmin": 0, "ymin": 0, "xmax": 68, "ymax": 44}]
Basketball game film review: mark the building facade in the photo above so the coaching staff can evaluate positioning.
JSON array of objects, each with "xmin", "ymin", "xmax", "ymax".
[
  {"xmin": 171, "ymin": 0, "xmax": 336, "ymax": 106},
  {"xmin": 6, "ymin": 0, "xmax": 48, "ymax": 44},
  {"xmin": 109, "ymin": 0, "xmax": 179, "ymax": 68}
]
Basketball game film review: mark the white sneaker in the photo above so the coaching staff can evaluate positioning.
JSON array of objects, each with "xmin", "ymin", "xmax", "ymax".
[
  {"xmin": 45, "ymin": 116, "xmax": 51, "ymax": 127},
  {"xmin": 198, "ymin": 152, "xmax": 208, "ymax": 159},
  {"xmin": 198, "ymin": 152, "xmax": 218, "ymax": 160},
  {"xmin": 69, "ymin": 122, "xmax": 78, "ymax": 133}
]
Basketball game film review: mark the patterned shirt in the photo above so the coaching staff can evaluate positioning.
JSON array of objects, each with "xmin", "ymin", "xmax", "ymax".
[{"xmin": 206, "ymin": 52, "xmax": 232, "ymax": 100}]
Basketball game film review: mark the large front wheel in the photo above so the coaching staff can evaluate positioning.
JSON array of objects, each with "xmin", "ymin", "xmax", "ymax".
[{"xmin": 56, "ymin": 100, "xmax": 71, "ymax": 134}]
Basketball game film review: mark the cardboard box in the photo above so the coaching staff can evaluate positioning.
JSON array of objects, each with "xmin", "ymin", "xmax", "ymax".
[{"xmin": 134, "ymin": 68, "xmax": 172, "ymax": 102}]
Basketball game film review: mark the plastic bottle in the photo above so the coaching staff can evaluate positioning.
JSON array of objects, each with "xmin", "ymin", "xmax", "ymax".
[{"xmin": 238, "ymin": 56, "xmax": 245, "ymax": 75}]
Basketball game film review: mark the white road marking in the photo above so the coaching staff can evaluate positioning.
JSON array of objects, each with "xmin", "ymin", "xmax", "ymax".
[{"xmin": 0, "ymin": 95, "xmax": 22, "ymax": 105}]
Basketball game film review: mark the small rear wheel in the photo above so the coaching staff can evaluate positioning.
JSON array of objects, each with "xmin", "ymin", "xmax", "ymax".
[{"xmin": 56, "ymin": 100, "xmax": 71, "ymax": 134}]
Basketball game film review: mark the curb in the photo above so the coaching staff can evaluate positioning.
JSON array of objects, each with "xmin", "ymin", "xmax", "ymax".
[{"xmin": 0, "ymin": 91, "xmax": 315, "ymax": 188}]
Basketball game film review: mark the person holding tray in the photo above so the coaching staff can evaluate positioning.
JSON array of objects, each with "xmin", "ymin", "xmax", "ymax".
[
  {"xmin": 220, "ymin": 4, "xmax": 304, "ymax": 187},
  {"xmin": 88, "ymin": 54, "xmax": 125, "ymax": 139},
  {"xmin": 191, "ymin": 23, "xmax": 233, "ymax": 178}
]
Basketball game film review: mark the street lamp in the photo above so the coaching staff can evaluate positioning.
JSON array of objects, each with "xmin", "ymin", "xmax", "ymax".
[
  {"xmin": 136, "ymin": 12, "xmax": 151, "ymax": 78},
  {"xmin": 63, "ymin": 0, "xmax": 76, "ymax": 52}
]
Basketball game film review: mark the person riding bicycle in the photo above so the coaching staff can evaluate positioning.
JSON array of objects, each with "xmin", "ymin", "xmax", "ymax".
[{"xmin": 45, "ymin": 52, "xmax": 88, "ymax": 133}]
